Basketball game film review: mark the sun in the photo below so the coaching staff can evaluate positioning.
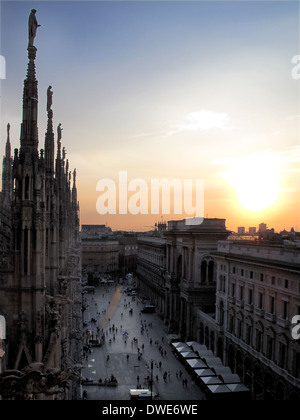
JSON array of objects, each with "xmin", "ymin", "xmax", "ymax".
[{"xmin": 222, "ymin": 155, "xmax": 281, "ymax": 212}]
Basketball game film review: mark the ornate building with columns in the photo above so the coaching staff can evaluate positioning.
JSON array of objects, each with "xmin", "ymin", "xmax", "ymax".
[
  {"xmin": 0, "ymin": 11, "xmax": 81, "ymax": 400},
  {"xmin": 163, "ymin": 218, "xmax": 231, "ymax": 339},
  {"xmin": 197, "ymin": 239, "xmax": 300, "ymax": 400},
  {"xmin": 137, "ymin": 218, "xmax": 231, "ymax": 340}
]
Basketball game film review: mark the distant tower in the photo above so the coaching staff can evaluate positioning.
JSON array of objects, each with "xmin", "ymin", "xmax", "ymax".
[{"xmin": 259, "ymin": 223, "xmax": 267, "ymax": 233}]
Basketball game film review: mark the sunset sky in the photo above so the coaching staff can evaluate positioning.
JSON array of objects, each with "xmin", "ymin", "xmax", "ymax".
[{"xmin": 1, "ymin": 0, "xmax": 299, "ymax": 233}]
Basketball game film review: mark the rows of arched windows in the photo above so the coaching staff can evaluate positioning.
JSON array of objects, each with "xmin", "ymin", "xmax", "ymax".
[{"xmin": 197, "ymin": 320, "xmax": 300, "ymax": 400}]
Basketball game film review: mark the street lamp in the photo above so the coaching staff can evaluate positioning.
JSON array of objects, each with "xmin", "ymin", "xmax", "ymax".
[{"xmin": 150, "ymin": 359, "xmax": 153, "ymax": 400}]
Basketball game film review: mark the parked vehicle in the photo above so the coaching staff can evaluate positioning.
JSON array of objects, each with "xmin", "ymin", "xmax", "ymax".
[
  {"xmin": 130, "ymin": 389, "xmax": 158, "ymax": 400},
  {"xmin": 82, "ymin": 285, "xmax": 95, "ymax": 294}
]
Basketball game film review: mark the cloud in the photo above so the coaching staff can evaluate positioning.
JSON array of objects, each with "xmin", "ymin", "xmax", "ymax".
[
  {"xmin": 286, "ymin": 114, "xmax": 300, "ymax": 120},
  {"xmin": 166, "ymin": 110, "xmax": 232, "ymax": 137}
]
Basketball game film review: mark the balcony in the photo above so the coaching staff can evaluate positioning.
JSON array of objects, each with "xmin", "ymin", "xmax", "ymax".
[
  {"xmin": 244, "ymin": 302, "xmax": 253, "ymax": 313},
  {"xmin": 276, "ymin": 316, "xmax": 290, "ymax": 329},
  {"xmin": 264, "ymin": 312, "xmax": 276, "ymax": 323},
  {"xmin": 254, "ymin": 307, "xmax": 264, "ymax": 317}
]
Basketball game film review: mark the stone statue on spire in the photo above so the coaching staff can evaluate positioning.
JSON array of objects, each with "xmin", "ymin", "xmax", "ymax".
[
  {"xmin": 47, "ymin": 86, "xmax": 53, "ymax": 113},
  {"xmin": 57, "ymin": 123, "xmax": 63, "ymax": 142},
  {"xmin": 7, "ymin": 123, "xmax": 10, "ymax": 138},
  {"xmin": 28, "ymin": 9, "xmax": 41, "ymax": 48}
]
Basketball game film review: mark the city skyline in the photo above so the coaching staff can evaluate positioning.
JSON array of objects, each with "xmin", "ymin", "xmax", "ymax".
[{"xmin": 1, "ymin": 1, "xmax": 299, "ymax": 233}]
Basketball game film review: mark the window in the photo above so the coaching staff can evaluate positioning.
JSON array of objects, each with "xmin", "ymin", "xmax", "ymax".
[
  {"xmin": 246, "ymin": 325, "xmax": 252, "ymax": 345},
  {"xmin": 233, "ymin": 267, "xmax": 236, "ymax": 274},
  {"xmin": 279, "ymin": 343, "xmax": 286, "ymax": 368},
  {"xmin": 237, "ymin": 319, "xmax": 242, "ymax": 339},
  {"xmin": 284, "ymin": 279, "xmax": 289, "ymax": 289},
  {"xmin": 270, "ymin": 296, "xmax": 275, "ymax": 314},
  {"xmin": 260, "ymin": 273, "xmax": 264, "ymax": 282},
  {"xmin": 267, "ymin": 336, "xmax": 274, "ymax": 360},
  {"xmin": 248, "ymin": 289, "xmax": 253, "ymax": 305},
  {"xmin": 256, "ymin": 329, "xmax": 262, "ymax": 352},
  {"xmin": 201, "ymin": 260, "xmax": 207, "ymax": 283},
  {"xmin": 258, "ymin": 292, "xmax": 263, "ymax": 309},
  {"xmin": 241, "ymin": 269, "xmax": 244, "ymax": 277},
  {"xmin": 271, "ymin": 276, "xmax": 275, "ymax": 285},
  {"xmin": 231, "ymin": 283, "xmax": 235, "ymax": 297},
  {"xmin": 250, "ymin": 271, "xmax": 254, "ymax": 279},
  {"xmin": 283, "ymin": 301, "xmax": 289, "ymax": 319},
  {"xmin": 239, "ymin": 285, "xmax": 244, "ymax": 301}
]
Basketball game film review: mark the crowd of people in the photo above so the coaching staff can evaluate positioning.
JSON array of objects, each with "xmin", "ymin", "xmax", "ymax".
[{"xmin": 82, "ymin": 282, "xmax": 193, "ymax": 398}]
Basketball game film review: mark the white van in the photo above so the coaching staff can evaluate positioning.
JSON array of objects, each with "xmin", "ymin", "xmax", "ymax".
[{"xmin": 130, "ymin": 389, "xmax": 158, "ymax": 400}]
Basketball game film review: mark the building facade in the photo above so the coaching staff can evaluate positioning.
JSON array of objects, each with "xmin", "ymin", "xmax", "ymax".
[
  {"xmin": 118, "ymin": 235, "xmax": 138, "ymax": 277},
  {"xmin": 137, "ymin": 234, "xmax": 167, "ymax": 312},
  {"xmin": 0, "ymin": 11, "xmax": 81, "ymax": 400},
  {"xmin": 137, "ymin": 218, "xmax": 231, "ymax": 339},
  {"xmin": 81, "ymin": 237, "xmax": 119, "ymax": 280},
  {"xmin": 197, "ymin": 240, "xmax": 300, "ymax": 400},
  {"xmin": 163, "ymin": 218, "xmax": 231, "ymax": 339}
]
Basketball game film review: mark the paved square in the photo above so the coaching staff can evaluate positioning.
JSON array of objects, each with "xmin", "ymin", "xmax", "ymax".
[{"xmin": 82, "ymin": 283, "xmax": 206, "ymax": 400}]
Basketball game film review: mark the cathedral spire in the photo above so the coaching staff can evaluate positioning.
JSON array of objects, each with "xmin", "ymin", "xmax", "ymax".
[
  {"xmin": 6, "ymin": 123, "xmax": 11, "ymax": 157},
  {"xmin": 2, "ymin": 123, "xmax": 13, "ymax": 205},
  {"xmin": 44, "ymin": 86, "xmax": 54, "ymax": 173},
  {"xmin": 19, "ymin": 10, "xmax": 41, "ymax": 154}
]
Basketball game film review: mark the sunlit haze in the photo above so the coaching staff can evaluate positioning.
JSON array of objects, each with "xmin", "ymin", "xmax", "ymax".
[{"xmin": 1, "ymin": 0, "xmax": 299, "ymax": 233}]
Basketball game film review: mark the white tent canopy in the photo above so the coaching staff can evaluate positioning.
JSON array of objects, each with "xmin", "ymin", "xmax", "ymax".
[
  {"xmin": 212, "ymin": 366, "xmax": 232, "ymax": 376},
  {"xmin": 201, "ymin": 376, "xmax": 223, "ymax": 385},
  {"xmin": 207, "ymin": 384, "xmax": 231, "ymax": 394},
  {"xmin": 226, "ymin": 383, "xmax": 250, "ymax": 393},
  {"xmin": 180, "ymin": 351, "xmax": 199, "ymax": 359},
  {"xmin": 219, "ymin": 374, "xmax": 241, "ymax": 384},
  {"xmin": 186, "ymin": 341, "xmax": 199, "ymax": 348},
  {"xmin": 194, "ymin": 368, "xmax": 215, "ymax": 377},
  {"xmin": 171, "ymin": 342, "xmax": 186, "ymax": 348},
  {"xmin": 189, "ymin": 343, "xmax": 207, "ymax": 353},
  {"xmin": 186, "ymin": 359, "xmax": 207, "ymax": 369},
  {"xmin": 202, "ymin": 356, "xmax": 223, "ymax": 368},
  {"xmin": 176, "ymin": 346, "xmax": 191, "ymax": 353},
  {"xmin": 196, "ymin": 349, "xmax": 214, "ymax": 358}
]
